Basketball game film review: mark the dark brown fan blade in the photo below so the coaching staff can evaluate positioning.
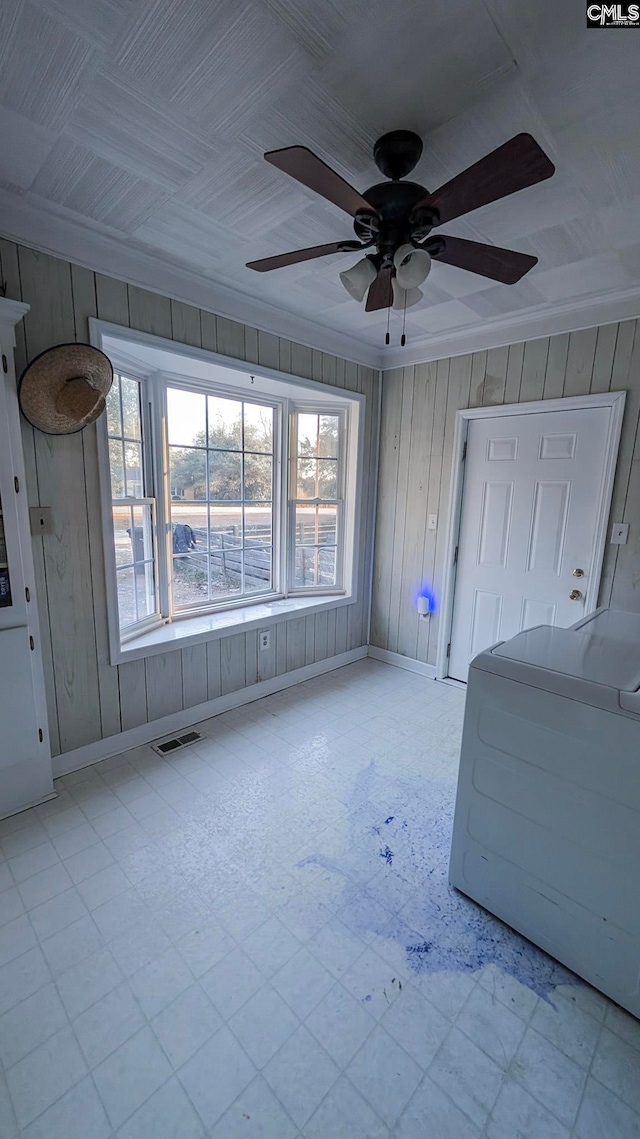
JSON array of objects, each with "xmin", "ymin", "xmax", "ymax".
[
  {"xmin": 265, "ymin": 146, "xmax": 376, "ymax": 218},
  {"xmin": 413, "ymin": 134, "xmax": 555, "ymax": 226},
  {"xmin": 365, "ymin": 266, "xmax": 393, "ymax": 311},
  {"xmin": 431, "ymin": 235, "xmax": 537, "ymax": 284},
  {"xmin": 246, "ymin": 241, "xmax": 359, "ymax": 272}
]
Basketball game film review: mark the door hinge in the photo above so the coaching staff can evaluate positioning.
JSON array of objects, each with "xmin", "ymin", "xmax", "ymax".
[
  {"xmin": 29, "ymin": 635, "xmax": 35, "ymax": 651},
  {"xmin": 38, "ymin": 728, "xmax": 43, "ymax": 743},
  {"xmin": 462, "ymin": 441, "xmax": 467, "ymax": 461},
  {"xmin": 446, "ymin": 642, "xmax": 451, "ymax": 658},
  {"xmin": 453, "ymin": 546, "xmax": 459, "ymax": 565},
  {"xmin": 14, "ymin": 476, "xmax": 19, "ymax": 493},
  {"xmin": 25, "ymin": 586, "xmax": 30, "ymax": 603},
  {"xmin": 2, "ymin": 354, "xmax": 7, "ymax": 374}
]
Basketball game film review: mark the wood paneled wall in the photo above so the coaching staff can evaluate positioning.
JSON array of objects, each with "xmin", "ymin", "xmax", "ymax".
[
  {"xmin": 0, "ymin": 240, "xmax": 379, "ymax": 756},
  {"xmin": 371, "ymin": 321, "xmax": 640, "ymax": 665}
]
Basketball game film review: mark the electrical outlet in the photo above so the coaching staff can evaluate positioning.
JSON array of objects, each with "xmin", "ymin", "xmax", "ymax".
[
  {"xmin": 29, "ymin": 507, "xmax": 53, "ymax": 536},
  {"xmin": 611, "ymin": 522, "xmax": 629, "ymax": 545},
  {"xmin": 259, "ymin": 630, "xmax": 271, "ymax": 651}
]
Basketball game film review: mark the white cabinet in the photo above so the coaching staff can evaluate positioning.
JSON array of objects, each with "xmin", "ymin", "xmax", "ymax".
[{"xmin": 0, "ymin": 298, "xmax": 53, "ymax": 816}]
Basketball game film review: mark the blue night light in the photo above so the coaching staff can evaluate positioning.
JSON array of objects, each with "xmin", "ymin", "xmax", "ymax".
[{"xmin": 416, "ymin": 585, "xmax": 437, "ymax": 617}]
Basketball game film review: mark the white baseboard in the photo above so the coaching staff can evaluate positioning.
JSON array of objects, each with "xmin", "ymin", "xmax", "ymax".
[
  {"xmin": 0, "ymin": 791, "xmax": 57, "ymax": 823},
  {"xmin": 53, "ymin": 647, "xmax": 368, "ymax": 778},
  {"xmin": 367, "ymin": 645, "xmax": 437, "ymax": 679}
]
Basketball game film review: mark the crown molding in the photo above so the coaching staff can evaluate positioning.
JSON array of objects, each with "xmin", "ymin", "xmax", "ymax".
[
  {"xmin": 0, "ymin": 191, "xmax": 382, "ymax": 370},
  {"xmin": 381, "ymin": 285, "xmax": 640, "ymax": 369},
  {"xmin": 2, "ymin": 190, "xmax": 640, "ymax": 375}
]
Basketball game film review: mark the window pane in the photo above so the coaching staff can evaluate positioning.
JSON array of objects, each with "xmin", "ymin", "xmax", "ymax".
[
  {"xmin": 109, "ymin": 439, "xmax": 125, "ymax": 497},
  {"xmin": 209, "ymin": 451, "xmax": 241, "ymax": 500},
  {"xmin": 294, "ymin": 504, "xmax": 316, "ymax": 545},
  {"xmin": 121, "ymin": 377, "xmax": 141, "ymax": 440},
  {"xmin": 167, "ymin": 387, "xmax": 206, "ymax": 446},
  {"xmin": 113, "ymin": 505, "xmax": 133, "ymax": 567},
  {"xmin": 171, "ymin": 499, "xmax": 207, "ymax": 607},
  {"xmin": 244, "ymin": 503, "xmax": 272, "ymax": 547},
  {"xmin": 210, "ymin": 545, "xmax": 242, "ymax": 599},
  {"xmin": 244, "ymin": 403, "xmax": 273, "ymax": 453},
  {"xmin": 297, "ymin": 414, "xmax": 339, "ymax": 458},
  {"xmin": 132, "ymin": 504, "xmax": 154, "ymax": 564},
  {"xmin": 297, "ymin": 413, "xmax": 318, "ymax": 456},
  {"xmin": 318, "ymin": 415, "xmax": 339, "ymax": 458},
  {"xmin": 244, "ymin": 454, "xmax": 272, "ymax": 500},
  {"xmin": 318, "ymin": 545, "xmax": 337, "ymax": 586},
  {"xmin": 296, "ymin": 458, "xmax": 337, "ymax": 500},
  {"xmin": 173, "ymin": 553, "xmax": 209, "ymax": 607},
  {"xmin": 208, "ymin": 396, "xmax": 242, "ymax": 450},
  {"xmin": 170, "ymin": 447, "xmax": 207, "ymax": 501},
  {"xmin": 106, "ymin": 377, "xmax": 121, "ymax": 436},
  {"xmin": 317, "ymin": 460, "xmax": 338, "ymax": 499},
  {"xmin": 296, "ymin": 456, "xmax": 315, "ymax": 499},
  {"xmin": 209, "ymin": 505, "xmax": 242, "ymax": 548},
  {"xmin": 116, "ymin": 566, "xmax": 136, "ymax": 628},
  {"xmin": 244, "ymin": 548, "xmax": 272, "ymax": 593},
  {"xmin": 294, "ymin": 547, "xmax": 317, "ymax": 588},
  {"xmin": 135, "ymin": 561, "xmax": 156, "ymax": 621},
  {"xmin": 124, "ymin": 442, "xmax": 143, "ymax": 497},
  {"xmin": 171, "ymin": 502, "xmax": 207, "ymax": 548},
  {"xmin": 295, "ymin": 504, "xmax": 337, "ymax": 546}
]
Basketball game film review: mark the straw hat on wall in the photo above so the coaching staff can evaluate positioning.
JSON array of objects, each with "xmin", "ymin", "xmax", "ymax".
[{"xmin": 18, "ymin": 343, "xmax": 113, "ymax": 435}]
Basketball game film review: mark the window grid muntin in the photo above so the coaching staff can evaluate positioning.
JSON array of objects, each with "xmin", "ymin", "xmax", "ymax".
[
  {"xmin": 289, "ymin": 408, "xmax": 345, "ymax": 592},
  {"xmin": 106, "ymin": 375, "xmax": 161, "ymax": 633},
  {"xmin": 166, "ymin": 386, "xmax": 277, "ymax": 611}
]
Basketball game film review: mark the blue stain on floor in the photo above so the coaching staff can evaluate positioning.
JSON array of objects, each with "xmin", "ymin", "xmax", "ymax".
[{"xmin": 298, "ymin": 760, "xmax": 578, "ymax": 1001}]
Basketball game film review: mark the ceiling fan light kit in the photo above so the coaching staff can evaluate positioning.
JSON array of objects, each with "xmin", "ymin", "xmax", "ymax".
[
  {"xmin": 393, "ymin": 243, "xmax": 432, "ymax": 289},
  {"xmin": 339, "ymin": 255, "xmax": 378, "ymax": 302},
  {"xmin": 247, "ymin": 129, "xmax": 555, "ymax": 345},
  {"xmin": 392, "ymin": 280, "xmax": 423, "ymax": 310}
]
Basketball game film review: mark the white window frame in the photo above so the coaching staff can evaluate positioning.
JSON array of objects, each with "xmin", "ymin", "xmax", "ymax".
[
  {"xmin": 288, "ymin": 404, "xmax": 348, "ymax": 596},
  {"xmin": 99, "ymin": 364, "xmax": 163, "ymax": 647},
  {"xmin": 90, "ymin": 320, "xmax": 365, "ymax": 665},
  {"xmin": 157, "ymin": 371, "xmax": 284, "ymax": 615}
]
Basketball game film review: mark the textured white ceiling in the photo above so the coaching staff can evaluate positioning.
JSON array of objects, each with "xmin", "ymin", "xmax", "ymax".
[{"xmin": 1, "ymin": 0, "xmax": 639, "ymax": 361}]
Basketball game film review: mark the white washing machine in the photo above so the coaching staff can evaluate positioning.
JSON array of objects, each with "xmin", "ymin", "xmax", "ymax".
[{"xmin": 449, "ymin": 607, "xmax": 640, "ymax": 1017}]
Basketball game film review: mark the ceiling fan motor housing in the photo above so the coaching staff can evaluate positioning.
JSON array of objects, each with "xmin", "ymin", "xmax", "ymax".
[
  {"xmin": 354, "ymin": 181, "xmax": 438, "ymax": 266},
  {"xmin": 373, "ymin": 130, "xmax": 424, "ymax": 180}
]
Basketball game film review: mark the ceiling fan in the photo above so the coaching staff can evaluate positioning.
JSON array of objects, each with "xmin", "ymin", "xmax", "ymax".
[{"xmin": 246, "ymin": 130, "xmax": 555, "ymax": 322}]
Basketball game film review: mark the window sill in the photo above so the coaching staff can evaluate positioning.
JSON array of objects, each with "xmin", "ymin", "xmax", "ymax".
[{"xmin": 113, "ymin": 592, "xmax": 354, "ymax": 664}]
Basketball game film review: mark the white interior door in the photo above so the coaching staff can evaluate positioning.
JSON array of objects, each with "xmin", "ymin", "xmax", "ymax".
[{"xmin": 449, "ymin": 405, "xmax": 615, "ymax": 682}]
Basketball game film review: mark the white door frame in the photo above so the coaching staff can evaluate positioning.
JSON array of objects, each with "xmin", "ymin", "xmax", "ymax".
[{"xmin": 435, "ymin": 390, "xmax": 627, "ymax": 682}]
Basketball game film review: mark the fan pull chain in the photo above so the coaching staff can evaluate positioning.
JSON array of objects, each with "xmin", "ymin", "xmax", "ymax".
[
  {"xmin": 401, "ymin": 289, "xmax": 407, "ymax": 347},
  {"xmin": 385, "ymin": 303, "xmax": 391, "ymax": 346}
]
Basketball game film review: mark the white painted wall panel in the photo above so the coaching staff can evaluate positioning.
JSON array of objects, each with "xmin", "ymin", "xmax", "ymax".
[
  {"xmin": 373, "ymin": 319, "xmax": 640, "ymax": 666},
  {"xmin": 0, "ymin": 240, "xmax": 379, "ymax": 756}
]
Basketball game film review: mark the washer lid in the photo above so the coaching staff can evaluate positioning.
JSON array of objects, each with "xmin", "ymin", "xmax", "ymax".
[{"xmin": 472, "ymin": 609, "xmax": 640, "ymax": 713}]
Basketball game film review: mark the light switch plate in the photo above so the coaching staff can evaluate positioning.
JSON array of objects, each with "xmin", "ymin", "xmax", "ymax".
[
  {"xmin": 427, "ymin": 514, "xmax": 438, "ymax": 530},
  {"xmin": 611, "ymin": 522, "xmax": 629, "ymax": 545},
  {"xmin": 29, "ymin": 507, "xmax": 53, "ymax": 536}
]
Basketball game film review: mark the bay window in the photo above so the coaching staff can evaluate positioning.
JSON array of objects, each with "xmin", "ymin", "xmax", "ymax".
[{"xmin": 94, "ymin": 323, "xmax": 364, "ymax": 662}]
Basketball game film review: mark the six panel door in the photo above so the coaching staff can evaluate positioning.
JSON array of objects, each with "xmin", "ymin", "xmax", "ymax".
[{"xmin": 448, "ymin": 406, "xmax": 612, "ymax": 682}]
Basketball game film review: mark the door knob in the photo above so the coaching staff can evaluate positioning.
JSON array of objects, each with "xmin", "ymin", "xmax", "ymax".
[
  {"xmin": 572, "ymin": 568, "xmax": 585, "ymax": 578},
  {"xmin": 569, "ymin": 589, "xmax": 583, "ymax": 601}
]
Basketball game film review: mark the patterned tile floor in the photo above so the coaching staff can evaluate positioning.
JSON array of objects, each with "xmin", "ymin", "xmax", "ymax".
[{"xmin": 1, "ymin": 659, "xmax": 639, "ymax": 1138}]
